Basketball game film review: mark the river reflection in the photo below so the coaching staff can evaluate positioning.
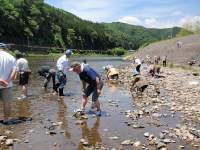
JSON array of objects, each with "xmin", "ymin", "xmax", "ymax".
[
  {"xmin": 57, "ymin": 98, "xmax": 71, "ymax": 139},
  {"xmin": 78, "ymin": 118, "xmax": 102, "ymax": 149},
  {"xmin": 0, "ymin": 89, "xmax": 12, "ymax": 121},
  {"xmin": 105, "ymin": 80, "xmax": 119, "ymax": 94}
]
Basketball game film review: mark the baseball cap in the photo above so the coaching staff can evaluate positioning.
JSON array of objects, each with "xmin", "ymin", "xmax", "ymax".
[
  {"xmin": 65, "ymin": 49, "xmax": 73, "ymax": 56},
  {"xmin": 69, "ymin": 61, "xmax": 81, "ymax": 71}
]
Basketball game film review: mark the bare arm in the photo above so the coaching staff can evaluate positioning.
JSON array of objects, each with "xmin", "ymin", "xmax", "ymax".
[
  {"xmin": 107, "ymin": 70, "xmax": 111, "ymax": 79},
  {"xmin": 6, "ymin": 68, "xmax": 17, "ymax": 82},
  {"xmin": 96, "ymin": 77, "xmax": 100, "ymax": 90},
  {"xmin": 81, "ymin": 80, "xmax": 86, "ymax": 91},
  {"xmin": 96, "ymin": 77, "xmax": 101, "ymax": 95},
  {"xmin": 0, "ymin": 79, "xmax": 8, "ymax": 87}
]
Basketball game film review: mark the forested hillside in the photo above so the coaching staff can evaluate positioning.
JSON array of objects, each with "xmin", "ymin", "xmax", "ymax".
[{"xmin": 0, "ymin": 0, "xmax": 191, "ymax": 51}]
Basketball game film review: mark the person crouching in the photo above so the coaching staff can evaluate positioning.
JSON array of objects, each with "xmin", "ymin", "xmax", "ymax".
[
  {"xmin": 104, "ymin": 65, "xmax": 119, "ymax": 80},
  {"xmin": 69, "ymin": 62, "xmax": 103, "ymax": 116},
  {"xmin": 38, "ymin": 66, "xmax": 56, "ymax": 92}
]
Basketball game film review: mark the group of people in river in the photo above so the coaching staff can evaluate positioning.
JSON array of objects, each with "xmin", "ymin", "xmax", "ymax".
[
  {"xmin": 0, "ymin": 42, "xmax": 167, "ymax": 123},
  {"xmin": 0, "ymin": 46, "xmax": 107, "ymax": 122}
]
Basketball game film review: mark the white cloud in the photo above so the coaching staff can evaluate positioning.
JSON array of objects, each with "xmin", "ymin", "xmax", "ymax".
[
  {"xmin": 144, "ymin": 18, "xmax": 179, "ymax": 28},
  {"xmin": 180, "ymin": 16, "xmax": 200, "ymax": 31},
  {"xmin": 144, "ymin": 18, "xmax": 158, "ymax": 28},
  {"xmin": 118, "ymin": 16, "xmax": 178, "ymax": 28},
  {"xmin": 45, "ymin": 0, "xmax": 200, "ymax": 29},
  {"xmin": 180, "ymin": 16, "xmax": 200, "ymax": 25},
  {"xmin": 118, "ymin": 16, "xmax": 142, "ymax": 25}
]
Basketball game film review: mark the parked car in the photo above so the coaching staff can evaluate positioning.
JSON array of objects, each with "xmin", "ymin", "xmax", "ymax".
[{"xmin": 0, "ymin": 43, "xmax": 8, "ymax": 48}]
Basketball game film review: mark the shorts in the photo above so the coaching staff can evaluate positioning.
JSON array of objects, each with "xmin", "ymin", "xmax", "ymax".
[
  {"xmin": 83, "ymin": 80, "xmax": 104, "ymax": 102},
  {"xmin": 19, "ymin": 71, "xmax": 29, "ymax": 85}
]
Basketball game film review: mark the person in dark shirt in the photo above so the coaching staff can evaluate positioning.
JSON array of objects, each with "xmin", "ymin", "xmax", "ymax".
[
  {"xmin": 38, "ymin": 66, "xmax": 56, "ymax": 93},
  {"xmin": 69, "ymin": 62, "xmax": 103, "ymax": 116}
]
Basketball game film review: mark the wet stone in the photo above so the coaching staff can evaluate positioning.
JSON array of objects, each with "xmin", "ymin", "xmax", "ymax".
[
  {"xmin": 162, "ymin": 139, "xmax": 171, "ymax": 144},
  {"xmin": 108, "ymin": 136, "xmax": 119, "ymax": 140},
  {"xmin": 159, "ymin": 133, "xmax": 165, "ymax": 139},
  {"xmin": 134, "ymin": 141, "xmax": 141, "ymax": 147},
  {"xmin": 121, "ymin": 139, "xmax": 133, "ymax": 145},
  {"xmin": 5, "ymin": 139, "xmax": 14, "ymax": 146},
  {"xmin": 132, "ymin": 123, "xmax": 145, "ymax": 128},
  {"xmin": 0, "ymin": 136, "xmax": 7, "ymax": 142},
  {"xmin": 178, "ymin": 145, "xmax": 185, "ymax": 149},
  {"xmin": 144, "ymin": 132, "xmax": 150, "ymax": 137},
  {"xmin": 157, "ymin": 142, "xmax": 166, "ymax": 149}
]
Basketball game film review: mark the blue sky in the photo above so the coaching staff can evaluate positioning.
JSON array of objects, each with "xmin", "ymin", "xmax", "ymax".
[{"xmin": 44, "ymin": 0, "xmax": 200, "ymax": 28}]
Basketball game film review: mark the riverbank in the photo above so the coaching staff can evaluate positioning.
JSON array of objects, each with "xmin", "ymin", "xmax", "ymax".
[{"xmin": 116, "ymin": 56, "xmax": 200, "ymax": 149}]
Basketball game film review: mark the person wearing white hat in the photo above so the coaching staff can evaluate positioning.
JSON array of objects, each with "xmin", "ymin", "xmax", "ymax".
[{"xmin": 55, "ymin": 49, "xmax": 73, "ymax": 96}]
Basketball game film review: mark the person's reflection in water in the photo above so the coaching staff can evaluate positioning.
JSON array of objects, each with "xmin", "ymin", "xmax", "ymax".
[
  {"xmin": 78, "ymin": 118, "xmax": 102, "ymax": 149},
  {"xmin": 16, "ymin": 100, "xmax": 31, "ymax": 118},
  {"xmin": 57, "ymin": 98, "xmax": 71, "ymax": 138},
  {"xmin": 105, "ymin": 80, "xmax": 118, "ymax": 94},
  {"xmin": 0, "ymin": 89, "xmax": 12, "ymax": 122}
]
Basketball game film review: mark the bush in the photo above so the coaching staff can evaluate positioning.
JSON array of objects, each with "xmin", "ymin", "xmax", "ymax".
[
  {"xmin": 107, "ymin": 47, "xmax": 126, "ymax": 56},
  {"xmin": 48, "ymin": 48, "xmax": 60, "ymax": 53}
]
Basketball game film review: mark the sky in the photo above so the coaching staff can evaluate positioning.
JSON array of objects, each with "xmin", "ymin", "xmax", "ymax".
[{"xmin": 44, "ymin": 0, "xmax": 200, "ymax": 29}]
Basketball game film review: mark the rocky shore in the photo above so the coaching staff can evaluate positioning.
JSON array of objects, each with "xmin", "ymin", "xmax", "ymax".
[{"xmin": 116, "ymin": 58, "xmax": 200, "ymax": 149}]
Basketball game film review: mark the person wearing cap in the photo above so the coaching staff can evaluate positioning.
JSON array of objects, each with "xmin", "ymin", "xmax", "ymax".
[
  {"xmin": 16, "ymin": 52, "xmax": 31, "ymax": 99},
  {"xmin": 69, "ymin": 62, "xmax": 103, "ymax": 116},
  {"xmin": 55, "ymin": 49, "xmax": 73, "ymax": 96},
  {"xmin": 0, "ymin": 46, "xmax": 17, "ymax": 122}
]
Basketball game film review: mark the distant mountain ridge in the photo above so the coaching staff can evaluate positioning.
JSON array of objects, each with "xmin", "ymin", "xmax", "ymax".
[{"xmin": 0, "ymin": 0, "xmax": 191, "ymax": 51}]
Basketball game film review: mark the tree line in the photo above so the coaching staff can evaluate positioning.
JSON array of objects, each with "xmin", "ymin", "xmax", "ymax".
[{"xmin": 0, "ymin": 0, "xmax": 193, "ymax": 52}]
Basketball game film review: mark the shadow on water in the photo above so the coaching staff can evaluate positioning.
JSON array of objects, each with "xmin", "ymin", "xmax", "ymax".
[{"xmin": 0, "ymin": 56, "xmax": 199, "ymax": 150}]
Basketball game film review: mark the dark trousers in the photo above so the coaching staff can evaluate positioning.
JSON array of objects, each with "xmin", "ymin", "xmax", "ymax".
[
  {"xmin": 44, "ymin": 72, "xmax": 56, "ymax": 91},
  {"xmin": 55, "ymin": 71, "xmax": 66, "ymax": 96},
  {"xmin": 136, "ymin": 64, "xmax": 141, "ymax": 73},
  {"xmin": 163, "ymin": 60, "xmax": 166, "ymax": 67}
]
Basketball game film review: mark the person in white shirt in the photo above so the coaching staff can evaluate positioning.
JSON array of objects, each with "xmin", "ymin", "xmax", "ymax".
[
  {"xmin": 55, "ymin": 49, "xmax": 73, "ymax": 96},
  {"xmin": 133, "ymin": 58, "xmax": 141, "ymax": 76},
  {"xmin": 0, "ymin": 47, "xmax": 17, "ymax": 122},
  {"xmin": 16, "ymin": 53, "xmax": 31, "ymax": 99}
]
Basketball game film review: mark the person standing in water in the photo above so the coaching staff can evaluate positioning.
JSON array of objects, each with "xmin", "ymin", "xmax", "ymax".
[
  {"xmin": 0, "ymin": 45, "xmax": 17, "ymax": 122},
  {"xmin": 55, "ymin": 49, "xmax": 73, "ymax": 96},
  {"xmin": 69, "ymin": 62, "xmax": 103, "ymax": 116},
  {"xmin": 16, "ymin": 52, "xmax": 31, "ymax": 99}
]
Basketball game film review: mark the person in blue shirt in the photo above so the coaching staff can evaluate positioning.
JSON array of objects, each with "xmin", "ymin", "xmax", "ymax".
[{"xmin": 69, "ymin": 62, "xmax": 103, "ymax": 116}]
